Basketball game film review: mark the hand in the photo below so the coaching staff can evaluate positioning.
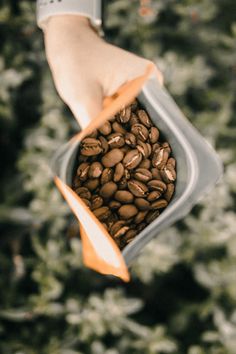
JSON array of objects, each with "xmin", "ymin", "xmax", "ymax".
[{"xmin": 43, "ymin": 15, "xmax": 163, "ymax": 128}]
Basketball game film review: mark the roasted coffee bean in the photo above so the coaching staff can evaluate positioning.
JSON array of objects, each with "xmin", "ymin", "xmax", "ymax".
[
  {"xmin": 134, "ymin": 198, "xmax": 150, "ymax": 210},
  {"xmin": 112, "ymin": 121, "xmax": 127, "ymax": 134},
  {"xmin": 91, "ymin": 195, "xmax": 103, "ymax": 210},
  {"xmin": 109, "ymin": 200, "xmax": 121, "ymax": 209},
  {"xmin": 100, "ymin": 167, "xmax": 113, "ymax": 185},
  {"xmin": 77, "ymin": 162, "xmax": 90, "ymax": 181},
  {"xmin": 110, "ymin": 220, "xmax": 127, "ymax": 237},
  {"xmin": 125, "ymin": 132, "xmax": 136, "ymax": 148},
  {"xmin": 164, "ymin": 183, "xmax": 175, "ymax": 202},
  {"xmin": 149, "ymin": 126, "xmax": 159, "ymax": 143},
  {"xmin": 134, "ymin": 210, "xmax": 149, "ymax": 224},
  {"xmin": 74, "ymin": 98, "xmax": 176, "ymax": 250},
  {"xmin": 80, "ymin": 138, "xmax": 102, "ymax": 156},
  {"xmin": 161, "ymin": 165, "xmax": 176, "ymax": 183},
  {"xmin": 84, "ymin": 178, "xmax": 100, "ymax": 191},
  {"xmin": 93, "ymin": 206, "xmax": 111, "ymax": 221},
  {"xmin": 152, "ymin": 147, "xmax": 169, "ymax": 169},
  {"xmin": 147, "ymin": 190, "xmax": 162, "ymax": 202},
  {"xmin": 131, "ymin": 123, "xmax": 149, "ymax": 142},
  {"xmin": 128, "ymin": 179, "xmax": 148, "ymax": 197},
  {"xmin": 102, "ymin": 148, "xmax": 124, "ymax": 168},
  {"xmin": 167, "ymin": 157, "xmax": 176, "ymax": 168},
  {"xmin": 123, "ymin": 229, "xmax": 137, "ymax": 245},
  {"xmin": 139, "ymin": 158, "xmax": 151, "ymax": 169},
  {"xmin": 151, "ymin": 168, "xmax": 162, "ymax": 180},
  {"xmin": 134, "ymin": 168, "xmax": 152, "ymax": 183},
  {"xmin": 98, "ymin": 135, "xmax": 109, "ymax": 153},
  {"xmin": 129, "ymin": 113, "xmax": 139, "ymax": 125},
  {"xmin": 76, "ymin": 186, "xmax": 91, "ymax": 200},
  {"xmin": 98, "ymin": 121, "xmax": 112, "ymax": 135},
  {"xmin": 107, "ymin": 133, "xmax": 125, "ymax": 149},
  {"xmin": 114, "ymin": 190, "xmax": 134, "ymax": 203},
  {"xmin": 119, "ymin": 106, "xmax": 131, "ymax": 123},
  {"xmin": 113, "ymin": 162, "xmax": 124, "ymax": 182},
  {"xmin": 123, "ymin": 149, "xmax": 142, "ymax": 170},
  {"xmin": 118, "ymin": 205, "xmax": 138, "ymax": 220},
  {"xmin": 137, "ymin": 109, "xmax": 152, "ymax": 128},
  {"xmin": 151, "ymin": 199, "xmax": 168, "ymax": 210},
  {"xmin": 100, "ymin": 181, "xmax": 118, "ymax": 199},
  {"xmin": 88, "ymin": 162, "xmax": 103, "ymax": 178},
  {"xmin": 147, "ymin": 180, "xmax": 167, "ymax": 193},
  {"xmin": 137, "ymin": 140, "xmax": 152, "ymax": 158},
  {"xmin": 81, "ymin": 198, "xmax": 91, "ymax": 208},
  {"xmin": 146, "ymin": 210, "xmax": 160, "ymax": 224}
]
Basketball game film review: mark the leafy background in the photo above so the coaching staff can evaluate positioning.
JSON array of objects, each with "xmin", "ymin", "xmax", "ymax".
[{"xmin": 0, "ymin": 0, "xmax": 236, "ymax": 353}]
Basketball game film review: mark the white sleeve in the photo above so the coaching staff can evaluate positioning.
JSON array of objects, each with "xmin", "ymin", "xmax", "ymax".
[{"xmin": 36, "ymin": 0, "xmax": 103, "ymax": 34}]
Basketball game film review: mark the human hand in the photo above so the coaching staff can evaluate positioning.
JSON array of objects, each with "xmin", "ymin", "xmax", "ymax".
[{"xmin": 43, "ymin": 15, "xmax": 163, "ymax": 128}]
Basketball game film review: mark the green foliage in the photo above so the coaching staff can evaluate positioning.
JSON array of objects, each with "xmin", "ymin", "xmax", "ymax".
[{"xmin": 0, "ymin": 0, "xmax": 235, "ymax": 353}]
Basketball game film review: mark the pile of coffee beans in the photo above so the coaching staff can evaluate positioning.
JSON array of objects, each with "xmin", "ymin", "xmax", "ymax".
[{"xmin": 72, "ymin": 99, "xmax": 176, "ymax": 249}]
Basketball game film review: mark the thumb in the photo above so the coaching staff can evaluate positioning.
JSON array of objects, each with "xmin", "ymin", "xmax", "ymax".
[{"xmin": 66, "ymin": 81, "xmax": 104, "ymax": 130}]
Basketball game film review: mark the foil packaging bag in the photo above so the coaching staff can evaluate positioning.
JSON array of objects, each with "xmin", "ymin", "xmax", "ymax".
[{"xmin": 51, "ymin": 63, "xmax": 223, "ymax": 281}]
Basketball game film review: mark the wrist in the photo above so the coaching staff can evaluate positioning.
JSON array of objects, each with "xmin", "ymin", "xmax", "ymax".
[{"xmin": 42, "ymin": 14, "xmax": 93, "ymax": 34}]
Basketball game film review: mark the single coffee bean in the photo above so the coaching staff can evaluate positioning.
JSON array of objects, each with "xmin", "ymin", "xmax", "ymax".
[
  {"xmin": 137, "ymin": 140, "xmax": 151, "ymax": 158},
  {"xmin": 112, "ymin": 121, "xmax": 127, "ymax": 134},
  {"xmin": 161, "ymin": 165, "xmax": 176, "ymax": 183},
  {"xmin": 113, "ymin": 162, "xmax": 124, "ymax": 182},
  {"xmin": 146, "ymin": 210, "xmax": 160, "ymax": 224},
  {"xmin": 136, "ymin": 222, "xmax": 147, "ymax": 233},
  {"xmin": 134, "ymin": 168, "xmax": 152, "ymax": 183},
  {"xmin": 151, "ymin": 199, "xmax": 168, "ymax": 209},
  {"xmin": 91, "ymin": 195, "xmax": 104, "ymax": 210},
  {"xmin": 119, "ymin": 106, "xmax": 131, "ymax": 123},
  {"xmin": 109, "ymin": 200, "xmax": 121, "ymax": 209},
  {"xmin": 98, "ymin": 135, "xmax": 109, "ymax": 153},
  {"xmin": 139, "ymin": 158, "xmax": 151, "ymax": 169},
  {"xmin": 80, "ymin": 138, "xmax": 102, "ymax": 156},
  {"xmin": 162, "ymin": 142, "xmax": 171, "ymax": 154},
  {"xmin": 131, "ymin": 123, "xmax": 149, "ymax": 142},
  {"xmin": 100, "ymin": 167, "xmax": 113, "ymax": 185},
  {"xmin": 129, "ymin": 113, "xmax": 139, "ymax": 125},
  {"xmin": 84, "ymin": 178, "xmax": 100, "ymax": 191},
  {"xmin": 113, "ymin": 226, "xmax": 130, "ymax": 239},
  {"xmin": 107, "ymin": 132, "xmax": 125, "ymax": 149},
  {"xmin": 124, "ymin": 229, "xmax": 137, "ymax": 242},
  {"xmin": 137, "ymin": 109, "xmax": 152, "ymax": 128},
  {"xmin": 93, "ymin": 206, "xmax": 111, "ymax": 221},
  {"xmin": 152, "ymin": 147, "xmax": 169, "ymax": 169},
  {"xmin": 98, "ymin": 121, "xmax": 112, "ymax": 135},
  {"xmin": 123, "ymin": 149, "xmax": 142, "ymax": 170},
  {"xmin": 114, "ymin": 190, "xmax": 134, "ymax": 203},
  {"xmin": 147, "ymin": 190, "xmax": 162, "ymax": 202},
  {"xmin": 81, "ymin": 198, "xmax": 92, "ymax": 208},
  {"xmin": 151, "ymin": 168, "xmax": 162, "ymax": 180},
  {"xmin": 147, "ymin": 180, "xmax": 167, "ymax": 193},
  {"xmin": 118, "ymin": 205, "xmax": 138, "ymax": 220},
  {"xmin": 167, "ymin": 157, "xmax": 176, "ymax": 168},
  {"xmin": 77, "ymin": 162, "xmax": 90, "ymax": 181},
  {"xmin": 102, "ymin": 148, "xmax": 124, "ymax": 168},
  {"xmin": 164, "ymin": 183, "xmax": 175, "ymax": 202},
  {"xmin": 125, "ymin": 132, "xmax": 136, "ymax": 148},
  {"xmin": 134, "ymin": 198, "xmax": 150, "ymax": 210},
  {"xmin": 88, "ymin": 162, "xmax": 103, "ymax": 178},
  {"xmin": 149, "ymin": 126, "xmax": 159, "ymax": 143},
  {"xmin": 75, "ymin": 186, "xmax": 91, "ymax": 200},
  {"xmin": 128, "ymin": 179, "xmax": 148, "ymax": 197},
  {"xmin": 110, "ymin": 220, "xmax": 127, "ymax": 236},
  {"xmin": 100, "ymin": 181, "xmax": 118, "ymax": 199},
  {"xmin": 134, "ymin": 210, "xmax": 149, "ymax": 224}
]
